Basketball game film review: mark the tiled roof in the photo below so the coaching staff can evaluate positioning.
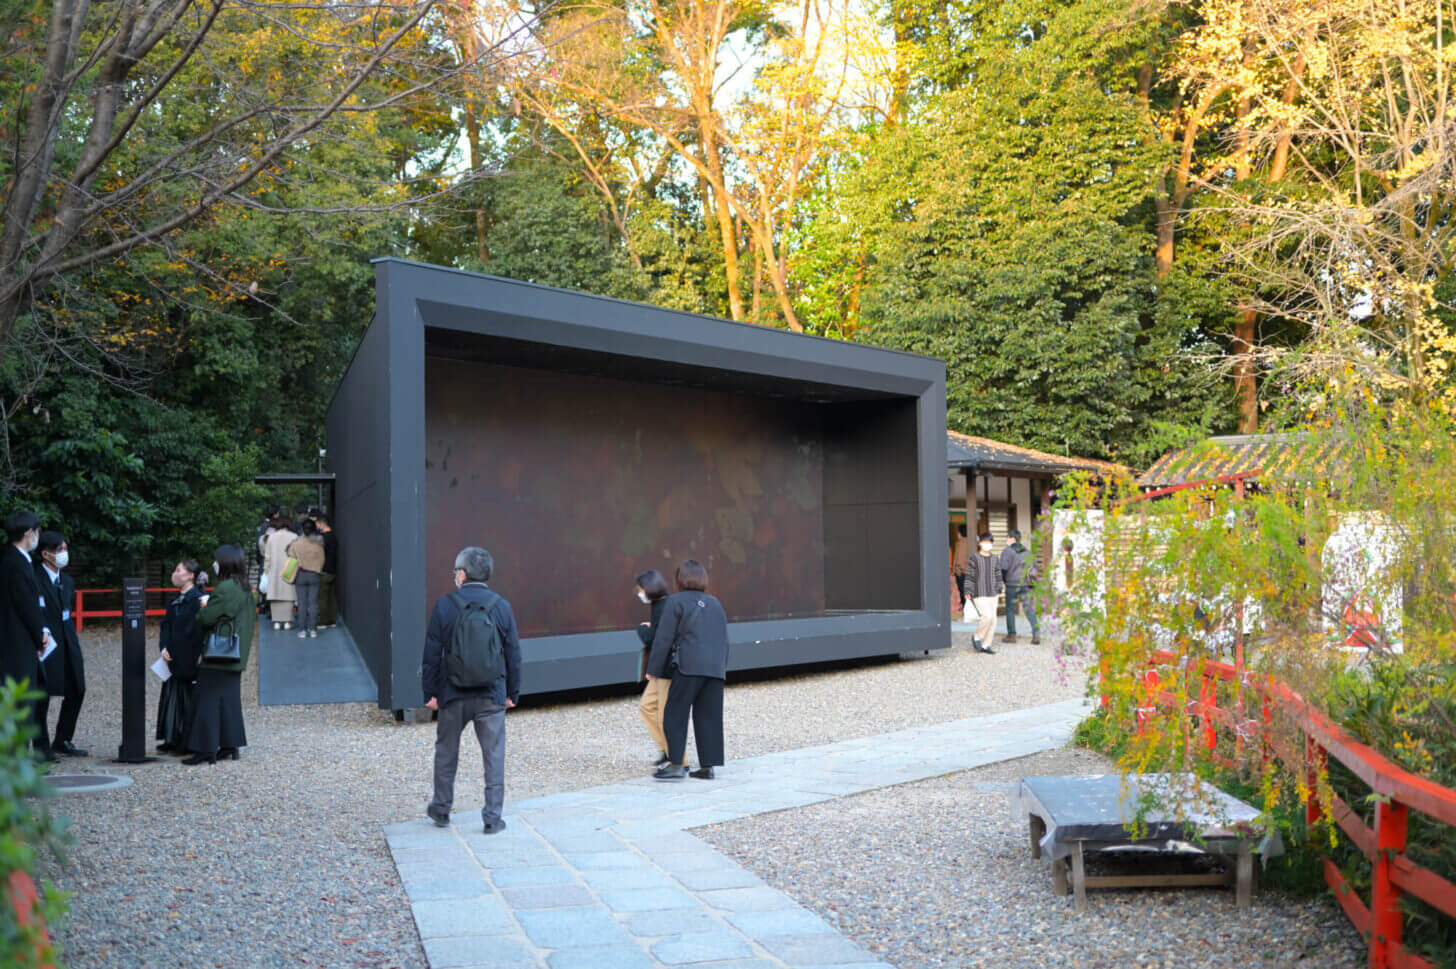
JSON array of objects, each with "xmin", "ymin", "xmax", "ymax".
[
  {"xmin": 1138, "ymin": 433, "xmax": 1346, "ymax": 488},
  {"xmin": 946, "ymin": 430, "xmax": 1126, "ymax": 476}
]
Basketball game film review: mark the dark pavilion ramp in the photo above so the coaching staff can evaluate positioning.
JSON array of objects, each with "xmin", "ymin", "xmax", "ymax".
[{"xmin": 256, "ymin": 621, "xmax": 377, "ymax": 706}]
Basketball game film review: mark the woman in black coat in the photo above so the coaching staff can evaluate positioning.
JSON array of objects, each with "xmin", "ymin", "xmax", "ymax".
[
  {"xmin": 157, "ymin": 559, "xmax": 205, "ymax": 753},
  {"xmin": 634, "ymin": 569, "xmax": 672, "ymax": 767},
  {"xmin": 183, "ymin": 544, "xmax": 255, "ymax": 765},
  {"xmin": 646, "ymin": 560, "xmax": 729, "ymax": 781}
]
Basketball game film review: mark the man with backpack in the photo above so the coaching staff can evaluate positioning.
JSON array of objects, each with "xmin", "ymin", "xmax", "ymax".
[{"xmin": 421, "ymin": 546, "xmax": 522, "ymax": 834}]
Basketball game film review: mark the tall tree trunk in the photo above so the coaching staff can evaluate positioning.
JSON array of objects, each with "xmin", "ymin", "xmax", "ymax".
[
  {"xmin": 1233, "ymin": 308, "xmax": 1258, "ymax": 432},
  {"xmin": 1154, "ymin": 192, "xmax": 1175, "ymax": 278},
  {"xmin": 700, "ymin": 130, "xmax": 744, "ymax": 320},
  {"xmin": 459, "ymin": 29, "xmax": 488, "ymax": 266}
]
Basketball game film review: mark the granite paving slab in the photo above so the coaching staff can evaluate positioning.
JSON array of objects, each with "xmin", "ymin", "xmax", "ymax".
[{"xmin": 387, "ymin": 697, "xmax": 1090, "ymax": 968}]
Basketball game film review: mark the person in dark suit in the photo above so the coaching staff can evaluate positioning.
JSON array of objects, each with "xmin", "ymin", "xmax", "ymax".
[
  {"xmin": 157, "ymin": 559, "xmax": 205, "ymax": 753},
  {"xmin": 1, "ymin": 510, "xmax": 54, "ymax": 761},
  {"xmin": 647, "ymin": 560, "xmax": 729, "ymax": 781},
  {"xmin": 35, "ymin": 531, "xmax": 87, "ymax": 756}
]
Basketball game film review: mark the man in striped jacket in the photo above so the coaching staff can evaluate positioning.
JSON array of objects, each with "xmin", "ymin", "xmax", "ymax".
[{"xmin": 963, "ymin": 532, "xmax": 1002, "ymax": 655}]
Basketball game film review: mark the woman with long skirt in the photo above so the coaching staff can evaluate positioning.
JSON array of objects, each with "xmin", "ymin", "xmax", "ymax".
[
  {"xmin": 156, "ymin": 560, "xmax": 205, "ymax": 753},
  {"xmin": 647, "ymin": 560, "xmax": 729, "ymax": 781},
  {"xmin": 184, "ymin": 544, "xmax": 255, "ymax": 765}
]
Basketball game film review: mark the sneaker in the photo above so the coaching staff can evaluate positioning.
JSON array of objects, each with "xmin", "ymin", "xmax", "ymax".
[
  {"xmin": 273, "ymin": 622, "xmax": 282, "ymax": 630},
  {"xmin": 1002, "ymin": 635, "xmax": 1018, "ymax": 643},
  {"xmin": 298, "ymin": 631, "xmax": 308, "ymax": 638},
  {"xmin": 427, "ymin": 810, "xmax": 450, "ymax": 828},
  {"xmin": 309, "ymin": 630, "xmax": 318, "ymax": 638},
  {"xmin": 482, "ymin": 819, "xmax": 507, "ymax": 835}
]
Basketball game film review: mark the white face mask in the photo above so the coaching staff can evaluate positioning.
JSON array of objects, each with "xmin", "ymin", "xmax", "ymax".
[
  {"xmin": 637, "ymin": 590, "xmax": 649, "ymax": 604},
  {"xmin": 212, "ymin": 560, "xmax": 220, "ymax": 575},
  {"xmin": 53, "ymin": 550, "xmax": 68, "ymax": 569},
  {"xmin": 979, "ymin": 542, "xmax": 993, "ymax": 553}
]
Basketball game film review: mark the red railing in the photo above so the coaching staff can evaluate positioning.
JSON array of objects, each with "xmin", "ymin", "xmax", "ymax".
[
  {"xmin": 73, "ymin": 587, "xmax": 211, "ymax": 632},
  {"xmin": 1120, "ymin": 650, "xmax": 1456, "ymax": 969}
]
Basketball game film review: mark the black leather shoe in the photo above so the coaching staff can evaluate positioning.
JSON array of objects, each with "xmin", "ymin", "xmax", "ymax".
[
  {"xmin": 653, "ymin": 764, "xmax": 688, "ymax": 781},
  {"xmin": 182, "ymin": 752, "xmax": 216, "ymax": 765},
  {"xmin": 689, "ymin": 767, "xmax": 715, "ymax": 780},
  {"xmin": 975, "ymin": 645, "xmax": 996, "ymax": 655},
  {"xmin": 653, "ymin": 752, "xmax": 671, "ymax": 768},
  {"xmin": 35, "ymin": 748, "xmax": 59, "ymax": 763},
  {"xmin": 482, "ymin": 819, "xmax": 507, "ymax": 835},
  {"xmin": 54, "ymin": 741, "xmax": 88, "ymax": 757},
  {"xmin": 427, "ymin": 811, "xmax": 450, "ymax": 828},
  {"xmin": 218, "ymin": 747, "xmax": 239, "ymax": 761}
]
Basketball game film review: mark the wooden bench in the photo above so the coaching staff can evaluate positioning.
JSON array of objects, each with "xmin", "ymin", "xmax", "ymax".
[{"xmin": 1018, "ymin": 774, "xmax": 1279, "ymax": 913}]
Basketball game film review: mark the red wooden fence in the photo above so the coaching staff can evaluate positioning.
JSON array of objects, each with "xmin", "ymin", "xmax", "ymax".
[
  {"xmin": 73, "ymin": 587, "xmax": 210, "ymax": 632},
  {"xmin": 1122, "ymin": 650, "xmax": 1456, "ymax": 969}
]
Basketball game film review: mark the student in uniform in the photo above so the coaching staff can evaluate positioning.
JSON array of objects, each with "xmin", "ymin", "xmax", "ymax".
[{"xmin": 35, "ymin": 531, "xmax": 87, "ymax": 756}]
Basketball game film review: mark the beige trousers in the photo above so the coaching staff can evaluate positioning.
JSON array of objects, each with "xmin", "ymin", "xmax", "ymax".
[
  {"xmin": 269, "ymin": 600, "xmax": 294, "ymax": 623},
  {"xmin": 639, "ymin": 677, "xmax": 671, "ymax": 755},
  {"xmin": 970, "ymin": 596, "xmax": 999, "ymax": 651}
]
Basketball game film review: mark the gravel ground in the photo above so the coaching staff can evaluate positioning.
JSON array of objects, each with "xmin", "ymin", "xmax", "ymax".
[
  {"xmin": 32, "ymin": 625, "xmax": 1354, "ymax": 968},
  {"xmin": 696, "ymin": 746, "xmax": 1364, "ymax": 969}
]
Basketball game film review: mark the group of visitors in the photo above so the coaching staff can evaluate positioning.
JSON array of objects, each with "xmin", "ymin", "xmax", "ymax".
[
  {"xmin": 258, "ymin": 504, "xmax": 338, "ymax": 638},
  {"xmin": 156, "ymin": 546, "xmax": 255, "ymax": 764},
  {"xmin": 1, "ymin": 507, "xmax": 259, "ymax": 767},
  {"xmin": 952, "ymin": 525, "xmax": 1041, "ymax": 655},
  {"xmin": 1, "ymin": 511, "xmax": 87, "ymax": 761},
  {"xmin": 422, "ymin": 549, "xmax": 729, "ymax": 834}
]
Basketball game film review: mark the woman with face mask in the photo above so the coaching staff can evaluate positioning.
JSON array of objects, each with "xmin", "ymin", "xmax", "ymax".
[
  {"xmin": 183, "ymin": 545, "xmax": 255, "ymax": 765},
  {"xmin": 963, "ymin": 531, "xmax": 1003, "ymax": 655},
  {"xmin": 633, "ymin": 569, "xmax": 673, "ymax": 767},
  {"xmin": 157, "ymin": 560, "xmax": 206, "ymax": 753}
]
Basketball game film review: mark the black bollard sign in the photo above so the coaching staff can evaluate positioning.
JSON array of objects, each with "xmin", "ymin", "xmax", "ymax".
[{"xmin": 116, "ymin": 578, "xmax": 154, "ymax": 763}]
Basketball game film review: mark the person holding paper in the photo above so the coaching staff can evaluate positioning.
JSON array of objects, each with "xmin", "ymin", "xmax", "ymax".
[
  {"xmin": 1, "ymin": 509, "xmax": 54, "ymax": 761},
  {"xmin": 157, "ymin": 559, "xmax": 206, "ymax": 753},
  {"xmin": 35, "ymin": 531, "xmax": 87, "ymax": 756}
]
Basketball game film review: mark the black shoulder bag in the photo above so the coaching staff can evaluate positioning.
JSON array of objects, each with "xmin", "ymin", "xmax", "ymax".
[{"xmin": 201, "ymin": 616, "xmax": 241, "ymax": 664}]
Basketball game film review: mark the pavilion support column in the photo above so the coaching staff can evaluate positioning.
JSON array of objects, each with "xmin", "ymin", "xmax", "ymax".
[{"xmin": 965, "ymin": 470, "xmax": 978, "ymax": 537}]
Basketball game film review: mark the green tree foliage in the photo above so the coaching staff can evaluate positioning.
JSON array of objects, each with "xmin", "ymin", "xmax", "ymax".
[
  {"xmin": 1, "ymin": 2, "xmax": 461, "ymax": 582},
  {"xmin": 811, "ymin": 18, "xmax": 1231, "ymax": 459}
]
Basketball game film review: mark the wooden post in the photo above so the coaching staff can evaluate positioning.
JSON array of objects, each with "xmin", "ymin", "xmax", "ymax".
[
  {"xmin": 1234, "ymin": 601, "xmax": 1245, "ymax": 760},
  {"xmin": 1235, "ymin": 842, "xmax": 1254, "ymax": 909},
  {"xmin": 1072, "ymin": 841, "xmax": 1088, "ymax": 912},
  {"xmin": 1369, "ymin": 800, "xmax": 1408, "ymax": 969}
]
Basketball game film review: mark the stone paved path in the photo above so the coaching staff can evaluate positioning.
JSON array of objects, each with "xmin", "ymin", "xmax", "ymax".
[{"xmin": 384, "ymin": 697, "xmax": 1092, "ymax": 969}]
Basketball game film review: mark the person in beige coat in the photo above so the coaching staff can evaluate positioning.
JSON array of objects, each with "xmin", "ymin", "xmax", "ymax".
[
  {"xmin": 287, "ymin": 521, "xmax": 327, "ymax": 638},
  {"xmin": 263, "ymin": 516, "xmax": 298, "ymax": 628}
]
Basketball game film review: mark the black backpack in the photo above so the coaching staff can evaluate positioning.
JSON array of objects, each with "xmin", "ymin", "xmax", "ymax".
[{"xmin": 445, "ymin": 591, "xmax": 504, "ymax": 689}]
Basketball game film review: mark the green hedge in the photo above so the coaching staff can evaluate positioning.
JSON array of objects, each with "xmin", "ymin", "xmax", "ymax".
[{"xmin": 0, "ymin": 679, "xmax": 70, "ymax": 969}]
